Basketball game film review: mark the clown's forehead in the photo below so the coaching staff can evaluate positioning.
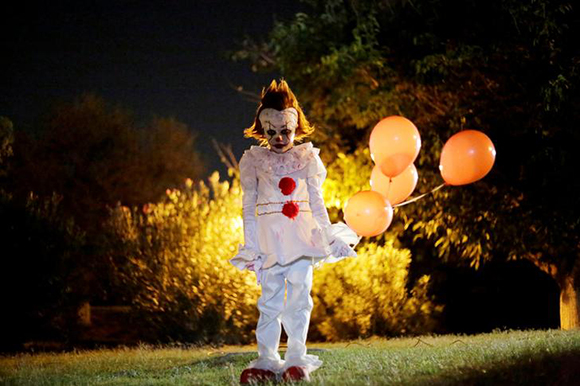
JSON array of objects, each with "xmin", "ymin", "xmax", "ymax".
[{"xmin": 259, "ymin": 108, "xmax": 298, "ymax": 130}]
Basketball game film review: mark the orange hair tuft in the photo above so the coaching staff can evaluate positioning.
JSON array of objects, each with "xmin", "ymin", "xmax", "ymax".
[{"xmin": 244, "ymin": 79, "xmax": 314, "ymax": 145}]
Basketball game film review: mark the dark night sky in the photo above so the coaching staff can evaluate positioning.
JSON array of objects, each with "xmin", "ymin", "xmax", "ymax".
[{"xmin": 2, "ymin": 0, "xmax": 303, "ymax": 176}]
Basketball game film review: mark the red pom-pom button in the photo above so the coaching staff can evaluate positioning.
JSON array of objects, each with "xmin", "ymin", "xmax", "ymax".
[
  {"xmin": 282, "ymin": 201, "xmax": 300, "ymax": 219},
  {"xmin": 278, "ymin": 177, "xmax": 296, "ymax": 195}
]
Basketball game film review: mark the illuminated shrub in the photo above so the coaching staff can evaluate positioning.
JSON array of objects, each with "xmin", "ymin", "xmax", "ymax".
[
  {"xmin": 313, "ymin": 150, "xmax": 442, "ymax": 340},
  {"xmin": 322, "ymin": 147, "xmax": 373, "ymax": 213},
  {"xmin": 107, "ymin": 160, "xmax": 440, "ymax": 343},
  {"xmin": 311, "ymin": 241, "xmax": 442, "ymax": 340},
  {"xmin": 107, "ymin": 173, "xmax": 260, "ymax": 343}
]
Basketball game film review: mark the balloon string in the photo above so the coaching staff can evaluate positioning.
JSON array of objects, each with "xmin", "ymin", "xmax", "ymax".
[{"xmin": 393, "ymin": 183, "xmax": 447, "ymax": 208}]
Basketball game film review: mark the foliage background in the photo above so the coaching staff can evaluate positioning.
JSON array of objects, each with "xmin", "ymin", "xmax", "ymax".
[
  {"xmin": 2, "ymin": 0, "xmax": 576, "ymax": 349},
  {"xmin": 103, "ymin": 171, "xmax": 441, "ymax": 343},
  {"xmin": 234, "ymin": 0, "xmax": 578, "ymax": 328},
  {"xmin": 2, "ymin": 113, "xmax": 442, "ymax": 347}
]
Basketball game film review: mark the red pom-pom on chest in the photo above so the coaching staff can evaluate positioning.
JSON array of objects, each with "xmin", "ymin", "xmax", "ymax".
[
  {"xmin": 282, "ymin": 201, "xmax": 300, "ymax": 219},
  {"xmin": 278, "ymin": 177, "xmax": 296, "ymax": 195}
]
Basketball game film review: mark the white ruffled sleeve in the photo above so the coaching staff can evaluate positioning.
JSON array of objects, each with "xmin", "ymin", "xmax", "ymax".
[
  {"xmin": 306, "ymin": 153, "xmax": 359, "ymax": 259},
  {"xmin": 230, "ymin": 152, "xmax": 264, "ymax": 271}
]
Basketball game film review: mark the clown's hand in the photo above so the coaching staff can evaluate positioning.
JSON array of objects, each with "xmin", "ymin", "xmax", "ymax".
[{"xmin": 330, "ymin": 238, "xmax": 357, "ymax": 258}]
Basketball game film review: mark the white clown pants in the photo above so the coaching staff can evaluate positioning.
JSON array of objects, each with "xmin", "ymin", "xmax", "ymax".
[{"xmin": 248, "ymin": 257, "xmax": 322, "ymax": 373}]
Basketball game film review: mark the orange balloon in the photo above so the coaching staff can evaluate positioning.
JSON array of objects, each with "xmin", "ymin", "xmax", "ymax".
[
  {"xmin": 439, "ymin": 130, "xmax": 496, "ymax": 185},
  {"xmin": 369, "ymin": 116, "xmax": 421, "ymax": 178},
  {"xmin": 344, "ymin": 190, "xmax": 393, "ymax": 237},
  {"xmin": 370, "ymin": 163, "xmax": 418, "ymax": 205}
]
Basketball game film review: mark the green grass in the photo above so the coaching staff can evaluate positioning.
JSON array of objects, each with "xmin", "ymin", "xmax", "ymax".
[{"xmin": 2, "ymin": 330, "xmax": 580, "ymax": 385}]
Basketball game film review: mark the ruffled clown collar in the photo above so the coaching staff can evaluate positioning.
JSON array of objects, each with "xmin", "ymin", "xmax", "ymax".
[{"xmin": 245, "ymin": 142, "xmax": 320, "ymax": 175}]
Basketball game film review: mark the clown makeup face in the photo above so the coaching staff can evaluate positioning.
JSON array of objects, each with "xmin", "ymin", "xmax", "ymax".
[{"xmin": 259, "ymin": 108, "xmax": 298, "ymax": 153}]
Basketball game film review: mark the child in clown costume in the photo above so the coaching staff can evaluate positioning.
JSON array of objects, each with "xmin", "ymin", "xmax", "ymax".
[{"xmin": 231, "ymin": 80, "xmax": 359, "ymax": 384}]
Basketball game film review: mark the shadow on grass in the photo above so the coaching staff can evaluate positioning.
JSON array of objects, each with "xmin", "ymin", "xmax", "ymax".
[
  {"xmin": 195, "ymin": 352, "xmax": 255, "ymax": 368},
  {"xmin": 411, "ymin": 349, "xmax": 580, "ymax": 386},
  {"xmin": 108, "ymin": 352, "xmax": 255, "ymax": 379}
]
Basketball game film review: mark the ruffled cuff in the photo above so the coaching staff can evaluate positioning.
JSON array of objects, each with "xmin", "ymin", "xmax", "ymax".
[
  {"xmin": 230, "ymin": 245, "xmax": 266, "ymax": 284},
  {"xmin": 319, "ymin": 222, "xmax": 361, "ymax": 264},
  {"xmin": 230, "ymin": 244, "xmax": 261, "ymax": 269}
]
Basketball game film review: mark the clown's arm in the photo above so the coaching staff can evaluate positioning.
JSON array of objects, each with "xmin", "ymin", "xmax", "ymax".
[
  {"xmin": 306, "ymin": 155, "xmax": 358, "ymax": 258},
  {"xmin": 230, "ymin": 153, "xmax": 264, "ymax": 271}
]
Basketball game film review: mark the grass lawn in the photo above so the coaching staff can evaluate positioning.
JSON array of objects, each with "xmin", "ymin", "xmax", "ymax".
[{"xmin": 1, "ymin": 329, "xmax": 580, "ymax": 385}]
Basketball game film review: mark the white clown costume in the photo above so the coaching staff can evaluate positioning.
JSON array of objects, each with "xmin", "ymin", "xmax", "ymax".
[{"xmin": 231, "ymin": 134, "xmax": 359, "ymax": 375}]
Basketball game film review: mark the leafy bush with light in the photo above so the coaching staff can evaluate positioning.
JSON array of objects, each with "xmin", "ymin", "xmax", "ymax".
[
  {"xmin": 311, "ymin": 241, "xmax": 441, "ymax": 340},
  {"xmin": 107, "ymin": 173, "xmax": 259, "ymax": 343},
  {"xmin": 107, "ymin": 163, "xmax": 440, "ymax": 343}
]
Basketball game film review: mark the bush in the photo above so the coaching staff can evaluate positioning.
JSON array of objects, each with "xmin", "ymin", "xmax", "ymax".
[
  {"xmin": 106, "ymin": 173, "xmax": 260, "ymax": 344},
  {"xmin": 322, "ymin": 147, "xmax": 373, "ymax": 213},
  {"xmin": 106, "ymin": 168, "xmax": 440, "ymax": 344},
  {"xmin": 312, "ymin": 145, "xmax": 442, "ymax": 340},
  {"xmin": 102, "ymin": 144, "xmax": 443, "ymax": 344},
  {"xmin": 311, "ymin": 241, "xmax": 442, "ymax": 341}
]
